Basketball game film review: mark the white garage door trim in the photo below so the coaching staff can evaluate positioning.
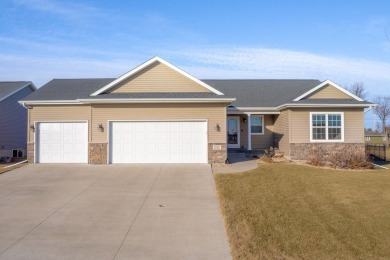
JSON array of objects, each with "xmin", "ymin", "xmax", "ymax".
[
  {"xmin": 34, "ymin": 121, "xmax": 88, "ymax": 163},
  {"xmin": 108, "ymin": 120, "xmax": 208, "ymax": 164}
]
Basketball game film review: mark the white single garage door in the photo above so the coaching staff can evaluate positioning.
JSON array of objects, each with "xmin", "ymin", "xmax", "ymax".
[
  {"xmin": 36, "ymin": 122, "xmax": 88, "ymax": 163},
  {"xmin": 110, "ymin": 121, "xmax": 207, "ymax": 163}
]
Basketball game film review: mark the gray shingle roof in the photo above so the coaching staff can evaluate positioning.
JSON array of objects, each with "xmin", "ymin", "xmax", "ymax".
[
  {"xmin": 22, "ymin": 79, "xmax": 115, "ymax": 101},
  {"xmin": 0, "ymin": 81, "xmax": 31, "ymax": 100},
  {"xmin": 21, "ymin": 78, "xmax": 372, "ymax": 107},
  {"xmin": 202, "ymin": 79, "xmax": 321, "ymax": 107}
]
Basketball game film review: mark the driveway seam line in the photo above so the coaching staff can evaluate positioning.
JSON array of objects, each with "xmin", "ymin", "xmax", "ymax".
[
  {"xmin": 0, "ymin": 169, "xmax": 108, "ymax": 256},
  {"xmin": 113, "ymin": 166, "xmax": 163, "ymax": 260}
]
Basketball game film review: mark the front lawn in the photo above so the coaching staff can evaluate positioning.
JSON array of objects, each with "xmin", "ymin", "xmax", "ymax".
[{"xmin": 215, "ymin": 163, "xmax": 390, "ymax": 259}]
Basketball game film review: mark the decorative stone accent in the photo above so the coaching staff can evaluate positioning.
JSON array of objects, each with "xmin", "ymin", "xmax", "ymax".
[
  {"xmin": 89, "ymin": 143, "xmax": 107, "ymax": 164},
  {"xmin": 290, "ymin": 143, "xmax": 365, "ymax": 160},
  {"xmin": 27, "ymin": 142, "xmax": 34, "ymax": 163},
  {"xmin": 208, "ymin": 143, "xmax": 227, "ymax": 164}
]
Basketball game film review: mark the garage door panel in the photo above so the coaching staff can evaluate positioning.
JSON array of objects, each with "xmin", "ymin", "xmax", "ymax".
[
  {"xmin": 37, "ymin": 122, "xmax": 87, "ymax": 163},
  {"xmin": 135, "ymin": 133, "xmax": 145, "ymax": 142},
  {"xmin": 123, "ymin": 133, "xmax": 133, "ymax": 143},
  {"xmin": 110, "ymin": 121, "xmax": 207, "ymax": 163}
]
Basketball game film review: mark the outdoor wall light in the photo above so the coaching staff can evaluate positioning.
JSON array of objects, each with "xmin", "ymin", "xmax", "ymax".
[
  {"xmin": 98, "ymin": 124, "xmax": 104, "ymax": 132},
  {"xmin": 243, "ymin": 117, "xmax": 247, "ymax": 123},
  {"xmin": 29, "ymin": 124, "xmax": 35, "ymax": 132},
  {"xmin": 215, "ymin": 123, "xmax": 221, "ymax": 132}
]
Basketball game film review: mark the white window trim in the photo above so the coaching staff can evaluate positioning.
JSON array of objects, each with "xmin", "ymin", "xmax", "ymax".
[
  {"xmin": 309, "ymin": 112, "xmax": 344, "ymax": 142},
  {"xmin": 250, "ymin": 115, "xmax": 264, "ymax": 135}
]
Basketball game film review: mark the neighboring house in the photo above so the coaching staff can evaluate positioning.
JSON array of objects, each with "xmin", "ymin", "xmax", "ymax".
[
  {"xmin": 19, "ymin": 57, "xmax": 372, "ymax": 164},
  {"xmin": 0, "ymin": 81, "xmax": 36, "ymax": 158},
  {"xmin": 364, "ymin": 130, "xmax": 389, "ymax": 144}
]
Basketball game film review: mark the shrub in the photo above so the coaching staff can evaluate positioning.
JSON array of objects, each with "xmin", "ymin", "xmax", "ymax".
[
  {"xmin": 307, "ymin": 146, "xmax": 326, "ymax": 167},
  {"xmin": 260, "ymin": 154, "xmax": 273, "ymax": 163},
  {"xmin": 328, "ymin": 148, "xmax": 373, "ymax": 169},
  {"xmin": 307, "ymin": 146, "xmax": 373, "ymax": 169}
]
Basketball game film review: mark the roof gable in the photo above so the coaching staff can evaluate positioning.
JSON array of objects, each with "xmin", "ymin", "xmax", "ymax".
[
  {"xmin": 0, "ymin": 81, "xmax": 36, "ymax": 102},
  {"xmin": 293, "ymin": 80, "xmax": 363, "ymax": 101},
  {"xmin": 306, "ymin": 84, "xmax": 352, "ymax": 99},
  {"xmin": 91, "ymin": 57, "xmax": 224, "ymax": 96}
]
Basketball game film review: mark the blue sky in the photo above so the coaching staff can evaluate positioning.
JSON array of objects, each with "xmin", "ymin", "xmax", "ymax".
[{"xmin": 1, "ymin": 0, "xmax": 389, "ymax": 123}]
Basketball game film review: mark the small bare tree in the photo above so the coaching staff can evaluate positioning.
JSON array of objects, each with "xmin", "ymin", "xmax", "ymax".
[
  {"xmin": 373, "ymin": 96, "xmax": 390, "ymax": 134},
  {"xmin": 346, "ymin": 82, "xmax": 367, "ymax": 99}
]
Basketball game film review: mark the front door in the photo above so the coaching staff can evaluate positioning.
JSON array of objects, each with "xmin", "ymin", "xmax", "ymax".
[{"xmin": 227, "ymin": 116, "xmax": 240, "ymax": 148}]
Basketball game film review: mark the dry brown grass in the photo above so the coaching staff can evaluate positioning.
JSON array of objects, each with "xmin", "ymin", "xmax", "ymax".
[{"xmin": 215, "ymin": 163, "xmax": 390, "ymax": 259}]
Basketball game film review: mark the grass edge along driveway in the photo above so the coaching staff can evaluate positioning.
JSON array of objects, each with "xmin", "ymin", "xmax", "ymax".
[
  {"xmin": 215, "ymin": 163, "xmax": 390, "ymax": 260},
  {"xmin": 0, "ymin": 162, "xmax": 27, "ymax": 174}
]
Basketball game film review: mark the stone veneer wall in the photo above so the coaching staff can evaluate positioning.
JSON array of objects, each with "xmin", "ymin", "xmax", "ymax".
[
  {"xmin": 208, "ymin": 143, "xmax": 227, "ymax": 164},
  {"xmin": 290, "ymin": 143, "xmax": 365, "ymax": 160},
  {"xmin": 89, "ymin": 143, "xmax": 107, "ymax": 164},
  {"xmin": 27, "ymin": 142, "xmax": 34, "ymax": 163}
]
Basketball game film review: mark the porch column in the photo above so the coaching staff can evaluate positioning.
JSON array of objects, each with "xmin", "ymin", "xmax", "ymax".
[{"xmin": 247, "ymin": 113, "xmax": 252, "ymax": 150}]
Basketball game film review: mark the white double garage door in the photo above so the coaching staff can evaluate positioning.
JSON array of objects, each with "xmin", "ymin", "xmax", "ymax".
[{"xmin": 36, "ymin": 121, "xmax": 208, "ymax": 163}]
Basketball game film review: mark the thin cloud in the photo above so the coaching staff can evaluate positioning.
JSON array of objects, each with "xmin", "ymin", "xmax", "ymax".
[
  {"xmin": 1, "ymin": 45, "xmax": 389, "ymax": 98},
  {"xmin": 167, "ymin": 47, "xmax": 390, "ymax": 87},
  {"xmin": 0, "ymin": 54, "xmax": 141, "ymax": 87},
  {"xmin": 0, "ymin": 36, "xmax": 133, "ymax": 58},
  {"xmin": 12, "ymin": 0, "xmax": 104, "ymax": 21}
]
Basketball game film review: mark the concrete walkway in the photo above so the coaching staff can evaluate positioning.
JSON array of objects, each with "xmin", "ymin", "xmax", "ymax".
[
  {"xmin": 213, "ymin": 153, "xmax": 259, "ymax": 174},
  {"xmin": 0, "ymin": 164, "xmax": 230, "ymax": 260}
]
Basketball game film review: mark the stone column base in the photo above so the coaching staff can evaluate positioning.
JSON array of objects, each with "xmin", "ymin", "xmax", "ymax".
[
  {"xmin": 27, "ymin": 143, "xmax": 34, "ymax": 163},
  {"xmin": 89, "ymin": 143, "xmax": 108, "ymax": 164},
  {"xmin": 208, "ymin": 143, "xmax": 227, "ymax": 164}
]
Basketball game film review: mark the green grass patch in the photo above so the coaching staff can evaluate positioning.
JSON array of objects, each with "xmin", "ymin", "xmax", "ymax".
[{"xmin": 215, "ymin": 163, "xmax": 390, "ymax": 259}]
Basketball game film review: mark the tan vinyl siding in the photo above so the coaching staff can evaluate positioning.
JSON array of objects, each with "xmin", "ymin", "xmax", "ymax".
[
  {"xmin": 307, "ymin": 84, "xmax": 352, "ymax": 99},
  {"xmin": 237, "ymin": 114, "xmax": 274, "ymax": 149},
  {"xmin": 273, "ymin": 109, "xmax": 290, "ymax": 155},
  {"xmin": 110, "ymin": 62, "xmax": 211, "ymax": 93},
  {"xmin": 365, "ymin": 136, "xmax": 388, "ymax": 145},
  {"xmin": 91, "ymin": 103, "xmax": 226, "ymax": 144},
  {"xmin": 252, "ymin": 115, "xmax": 274, "ymax": 149},
  {"xmin": 28, "ymin": 105, "xmax": 91, "ymax": 142},
  {"xmin": 290, "ymin": 108, "xmax": 364, "ymax": 143}
]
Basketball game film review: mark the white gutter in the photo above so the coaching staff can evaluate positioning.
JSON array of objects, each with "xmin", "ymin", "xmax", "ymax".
[
  {"xmin": 364, "ymin": 105, "xmax": 377, "ymax": 114},
  {"xmin": 78, "ymin": 98, "xmax": 236, "ymax": 103},
  {"xmin": 228, "ymin": 106, "xmax": 279, "ymax": 111},
  {"xmin": 227, "ymin": 110, "xmax": 280, "ymax": 115},
  {"xmin": 19, "ymin": 100, "xmax": 81, "ymax": 106},
  {"xmin": 19, "ymin": 98, "xmax": 236, "ymax": 105},
  {"xmin": 277, "ymin": 103, "xmax": 372, "ymax": 109}
]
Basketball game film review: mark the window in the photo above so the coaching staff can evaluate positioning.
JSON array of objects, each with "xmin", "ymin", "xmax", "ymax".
[
  {"xmin": 310, "ymin": 112, "xmax": 343, "ymax": 142},
  {"xmin": 365, "ymin": 137, "xmax": 370, "ymax": 141},
  {"xmin": 250, "ymin": 116, "xmax": 263, "ymax": 134}
]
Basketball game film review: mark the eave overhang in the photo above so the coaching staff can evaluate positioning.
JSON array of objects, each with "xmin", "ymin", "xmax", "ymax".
[{"xmin": 19, "ymin": 98, "xmax": 236, "ymax": 106}]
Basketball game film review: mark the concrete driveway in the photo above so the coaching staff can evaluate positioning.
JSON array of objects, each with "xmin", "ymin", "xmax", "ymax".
[{"xmin": 0, "ymin": 164, "xmax": 231, "ymax": 260}]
